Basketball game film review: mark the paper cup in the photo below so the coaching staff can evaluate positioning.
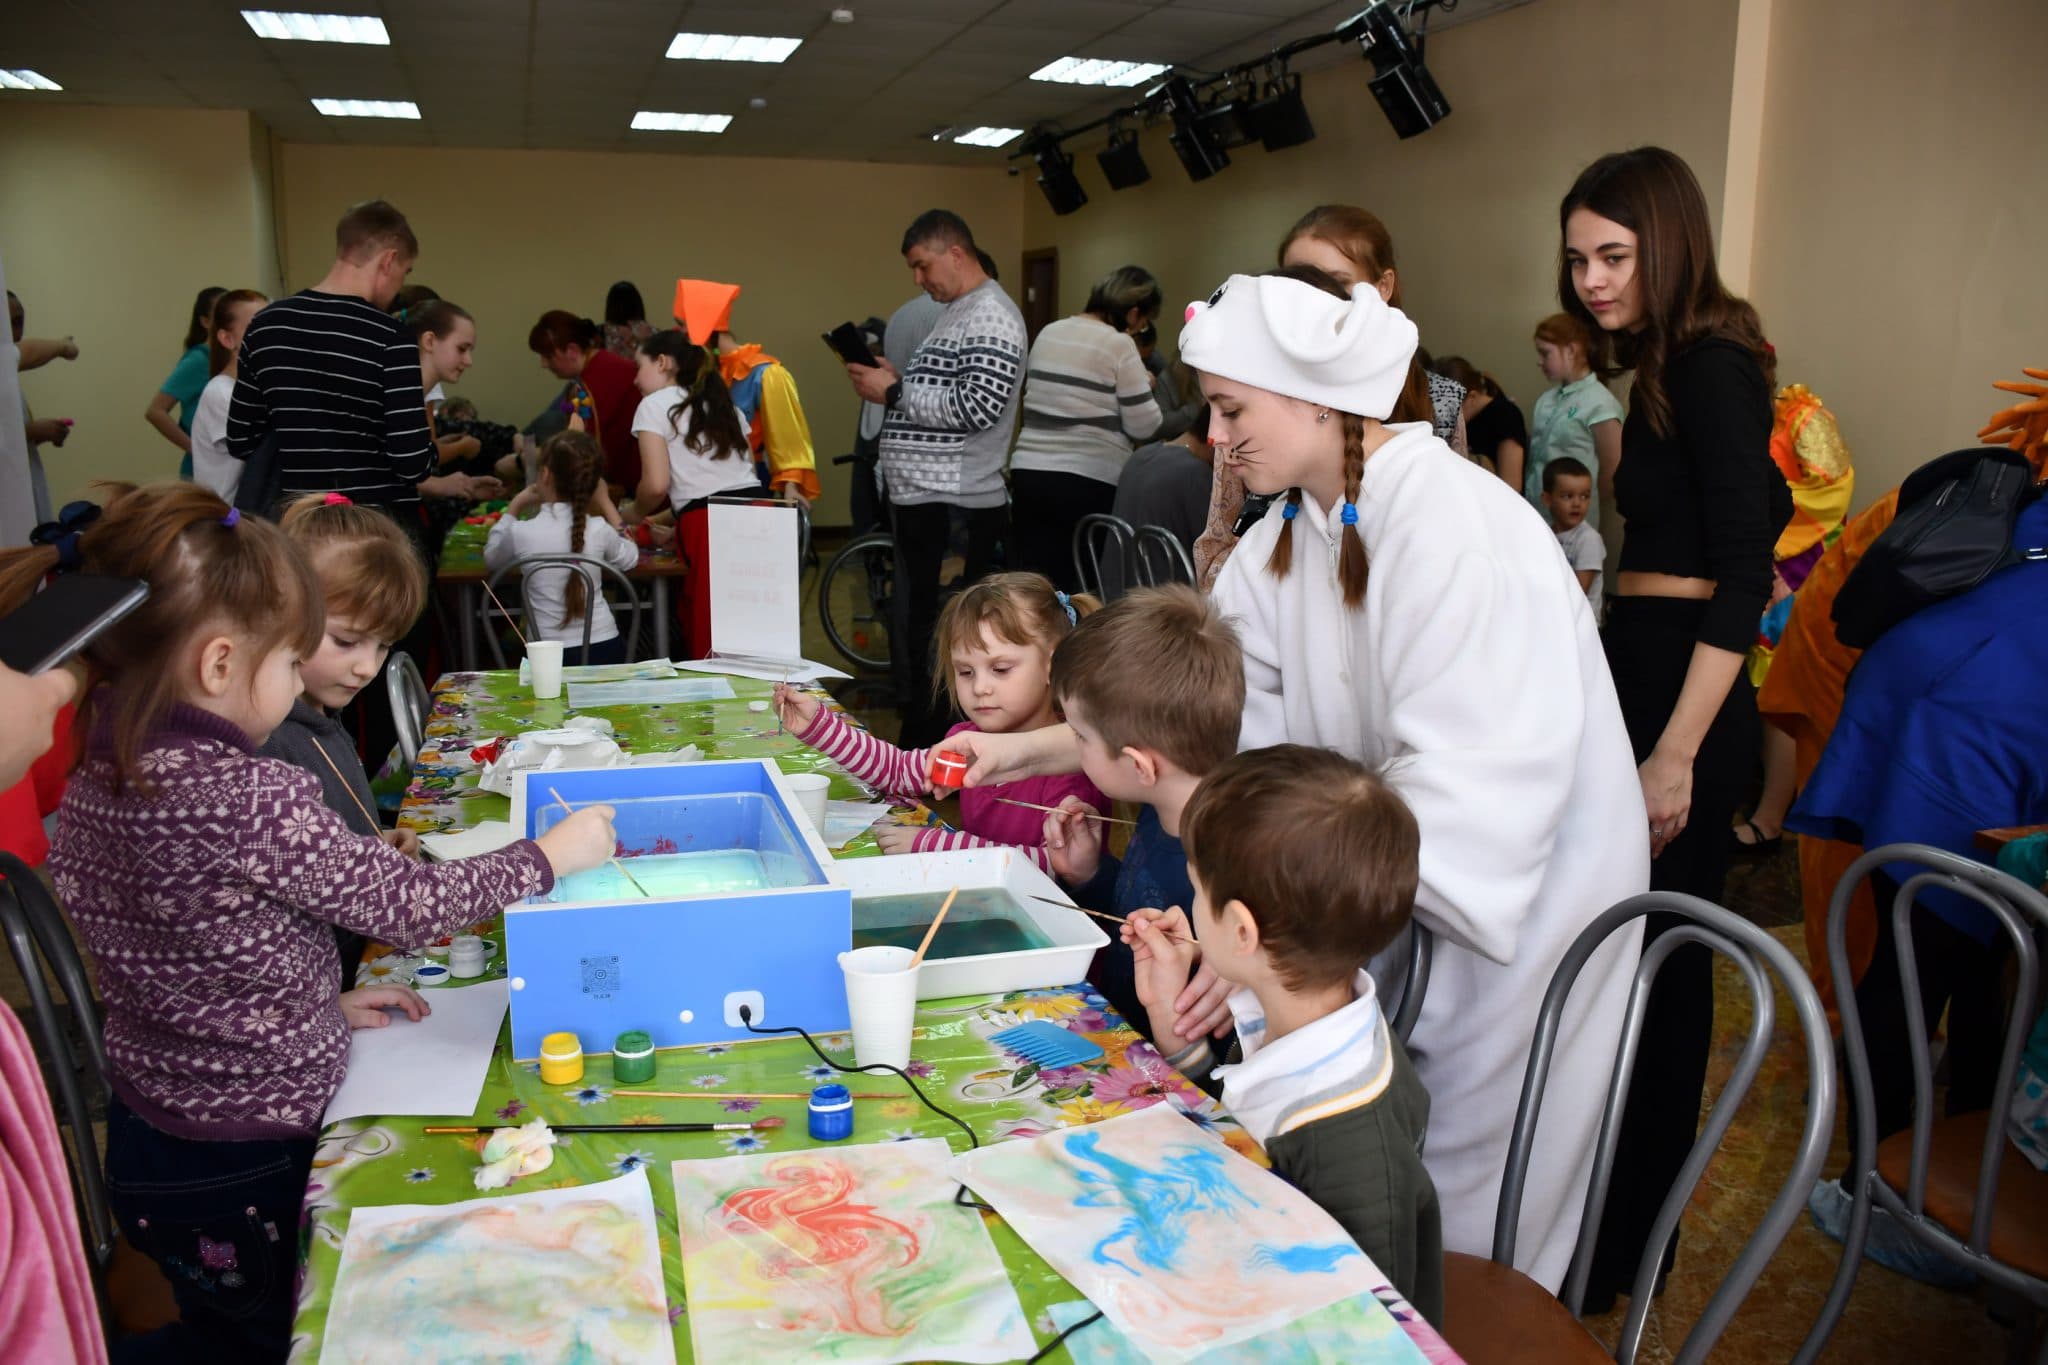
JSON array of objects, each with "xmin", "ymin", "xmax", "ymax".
[
  {"xmin": 785, "ymin": 772, "xmax": 831, "ymax": 835},
  {"xmin": 527, "ymin": 640, "xmax": 564, "ymax": 699},
  {"xmin": 838, "ymin": 945, "xmax": 919, "ymax": 1071}
]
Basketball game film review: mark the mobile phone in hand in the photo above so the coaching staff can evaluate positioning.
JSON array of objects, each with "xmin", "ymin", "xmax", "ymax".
[{"xmin": 0, "ymin": 574, "xmax": 149, "ymax": 675}]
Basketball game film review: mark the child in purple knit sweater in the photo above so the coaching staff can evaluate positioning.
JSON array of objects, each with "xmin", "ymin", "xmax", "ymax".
[
  {"xmin": 771, "ymin": 571, "xmax": 1109, "ymax": 872},
  {"xmin": 0, "ymin": 484, "xmax": 617, "ymax": 1363}
]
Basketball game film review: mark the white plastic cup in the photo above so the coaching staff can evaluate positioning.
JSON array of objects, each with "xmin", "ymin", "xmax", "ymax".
[
  {"xmin": 837, "ymin": 945, "xmax": 919, "ymax": 1070},
  {"xmin": 785, "ymin": 772, "xmax": 831, "ymax": 835},
  {"xmin": 527, "ymin": 640, "xmax": 564, "ymax": 699}
]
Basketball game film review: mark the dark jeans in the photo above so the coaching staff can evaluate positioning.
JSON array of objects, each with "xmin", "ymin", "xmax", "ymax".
[
  {"xmin": 1837, "ymin": 872, "xmax": 2015, "ymax": 1185},
  {"xmin": 1587, "ymin": 596, "xmax": 1760, "ymax": 1301},
  {"xmin": 887, "ymin": 499, "xmax": 1008, "ymax": 748},
  {"xmin": 572, "ymin": 635, "xmax": 627, "ymax": 667},
  {"xmin": 1009, "ymin": 468, "xmax": 1117, "ymax": 595},
  {"xmin": 105, "ymin": 1097, "xmax": 315, "ymax": 1363}
]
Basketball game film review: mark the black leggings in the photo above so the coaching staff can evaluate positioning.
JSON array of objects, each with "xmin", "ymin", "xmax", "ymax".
[
  {"xmin": 887, "ymin": 500, "xmax": 1008, "ymax": 749},
  {"xmin": 1837, "ymin": 872, "xmax": 2016, "ymax": 1184},
  {"xmin": 1009, "ymin": 468, "xmax": 1117, "ymax": 595},
  {"xmin": 1587, "ymin": 596, "xmax": 1759, "ymax": 1299}
]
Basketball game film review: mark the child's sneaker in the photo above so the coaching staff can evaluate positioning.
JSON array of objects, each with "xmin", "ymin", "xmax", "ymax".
[{"xmin": 1806, "ymin": 1177, "xmax": 1978, "ymax": 1290}]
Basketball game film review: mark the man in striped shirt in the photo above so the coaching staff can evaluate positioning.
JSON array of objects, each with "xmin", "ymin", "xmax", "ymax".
[
  {"xmin": 845, "ymin": 209, "xmax": 1025, "ymax": 746},
  {"xmin": 226, "ymin": 200, "xmax": 434, "ymax": 512}
]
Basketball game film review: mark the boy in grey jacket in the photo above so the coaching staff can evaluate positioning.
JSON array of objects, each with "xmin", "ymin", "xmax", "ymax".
[{"xmin": 1124, "ymin": 744, "xmax": 1442, "ymax": 1325}]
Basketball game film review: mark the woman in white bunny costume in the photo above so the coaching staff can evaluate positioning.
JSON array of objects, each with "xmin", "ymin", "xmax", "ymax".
[
  {"xmin": 947, "ymin": 266, "xmax": 1648, "ymax": 1290},
  {"xmin": 1192, "ymin": 265, "xmax": 1648, "ymax": 1290}
]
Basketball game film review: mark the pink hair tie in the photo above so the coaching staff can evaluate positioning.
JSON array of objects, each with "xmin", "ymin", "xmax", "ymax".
[{"xmin": 324, "ymin": 492, "xmax": 353, "ymax": 506}]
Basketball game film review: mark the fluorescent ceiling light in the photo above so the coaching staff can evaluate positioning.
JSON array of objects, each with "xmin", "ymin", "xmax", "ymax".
[
  {"xmin": 665, "ymin": 32, "xmax": 802, "ymax": 63},
  {"xmin": 0, "ymin": 70, "xmax": 63, "ymax": 91},
  {"xmin": 952, "ymin": 126, "xmax": 1023, "ymax": 147},
  {"xmin": 242, "ymin": 10, "xmax": 390, "ymax": 44},
  {"xmin": 631, "ymin": 111, "xmax": 733, "ymax": 133},
  {"xmin": 1030, "ymin": 57, "xmax": 1169, "ymax": 87},
  {"xmin": 311, "ymin": 98, "xmax": 419, "ymax": 119}
]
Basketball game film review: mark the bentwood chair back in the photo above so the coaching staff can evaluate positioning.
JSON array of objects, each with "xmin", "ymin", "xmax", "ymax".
[
  {"xmin": 1442, "ymin": 892, "xmax": 1836, "ymax": 1365},
  {"xmin": 1795, "ymin": 844, "xmax": 2048, "ymax": 1363}
]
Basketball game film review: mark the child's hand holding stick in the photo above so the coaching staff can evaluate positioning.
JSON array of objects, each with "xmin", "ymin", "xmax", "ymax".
[
  {"xmin": 1123, "ymin": 908, "xmax": 1204, "ymax": 1052},
  {"xmin": 1042, "ymin": 796, "xmax": 1105, "ymax": 884},
  {"xmin": 771, "ymin": 681, "xmax": 819, "ymax": 737}
]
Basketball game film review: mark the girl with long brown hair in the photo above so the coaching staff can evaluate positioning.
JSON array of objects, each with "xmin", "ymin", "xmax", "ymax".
[
  {"xmin": 1192, "ymin": 205, "xmax": 1469, "ymax": 588},
  {"xmin": 1561, "ymin": 145, "xmax": 1789, "ymax": 1310}
]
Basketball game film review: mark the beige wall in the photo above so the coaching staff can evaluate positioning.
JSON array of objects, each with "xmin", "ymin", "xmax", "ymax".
[
  {"xmin": 1023, "ymin": 0, "xmax": 1741, "ymax": 422},
  {"xmin": 1747, "ymin": 0, "xmax": 2048, "ymax": 503},
  {"xmin": 275, "ymin": 143, "xmax": 1022, "ymax": 520},
  {"xmin": 0, "ymin": 105, "xmax": 270, "ymax": 504}
]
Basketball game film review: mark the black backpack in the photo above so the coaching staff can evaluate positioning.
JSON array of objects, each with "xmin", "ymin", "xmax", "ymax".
[{"xmin": 1831, "ymin": 446, "xmax": 2044, "ymax": 649}]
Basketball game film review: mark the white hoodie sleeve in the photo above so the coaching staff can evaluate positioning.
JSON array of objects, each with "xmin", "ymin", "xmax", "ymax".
[{"xmin": 1209, "ymin": 514, "xmax": 1290, "ymax": 752}]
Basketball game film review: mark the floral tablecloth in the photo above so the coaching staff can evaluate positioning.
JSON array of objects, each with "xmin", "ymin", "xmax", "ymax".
[{"xmin": 293, "ymin": 668, "xmax": 1455, "ymax": 1363}]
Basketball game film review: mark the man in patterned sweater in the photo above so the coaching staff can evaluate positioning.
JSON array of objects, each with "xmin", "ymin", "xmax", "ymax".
[{"xmin": 846, "ymin": 209, "xmax": 1025, "ymax": 746}]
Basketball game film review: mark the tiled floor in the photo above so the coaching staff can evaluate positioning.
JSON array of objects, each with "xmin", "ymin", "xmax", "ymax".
[{"xmin": 3, "ymin": 545, "xmax": 2024, "ymax": 1360}]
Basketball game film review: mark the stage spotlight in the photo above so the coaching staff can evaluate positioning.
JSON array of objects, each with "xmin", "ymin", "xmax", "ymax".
[
  {"xmin": 1027, "ymin": 131, "xmax": 1088, "ymax": 214},
  {"xmin": 1096, "ymin": 127, "xmax": 1150, "ymax": 190},
  {"xmin": 1247, "ymin": 72, "xmax": 1315, "ymax": 151},
  {"xmin": 1341, "ymin": 2, "xmax": 1450, "ymax": 138},
  {"xmin": 1197, "ymin": 83, "xmax": 1260, "ymax": 150},
  {"xmin": 1147, "ymin": 74, "xmax": 1229, "ymax": 182}
]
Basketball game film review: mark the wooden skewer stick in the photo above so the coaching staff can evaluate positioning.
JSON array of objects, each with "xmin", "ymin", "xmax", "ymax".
[
  {"xmin": 1029, "ymin": 895, "xmax": 1198, "ymax": 945},
  {"xmin": 480, "ymin": 579, "xmax": 529, "ymax": 649},
  {"xmin": 548, "ymin": 785, "xmax": 650, "ymax": 898},
  {"xmin": 993, "ymin": 796, "xmax": 1136, "ymax": 827},
  {"xmin": 908, "ymin": 886, "xmax": 960, "ymax": 970},
  {"xmin": 309, "ymin": 736, "xmax": 381, "ymax": 832},
  {"xmin": 621, "ymin": 1090, "xmax": 901, "ymax": 1101}
]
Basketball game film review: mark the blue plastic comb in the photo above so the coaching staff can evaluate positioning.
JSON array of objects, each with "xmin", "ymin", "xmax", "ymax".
[{"xmin": 990, "ymin": 1020, "xmax": 1103, "ymax": 1068}]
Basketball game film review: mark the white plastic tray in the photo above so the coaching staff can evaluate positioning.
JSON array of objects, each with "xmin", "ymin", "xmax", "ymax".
[{"xmin": 835, "ymin": 848, "xmax": 1108, "ymax": 1001}]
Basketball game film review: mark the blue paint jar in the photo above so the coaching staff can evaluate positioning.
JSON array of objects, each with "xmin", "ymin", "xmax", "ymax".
[{"xmin": 807, "ymin": 1084, "xmax": 854, "ymax": 1141}]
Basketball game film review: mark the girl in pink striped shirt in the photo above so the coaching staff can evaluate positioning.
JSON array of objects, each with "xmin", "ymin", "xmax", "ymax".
[{"xmin": 774, "ymin": 571, "xmax": 1110, "ymax": 869}]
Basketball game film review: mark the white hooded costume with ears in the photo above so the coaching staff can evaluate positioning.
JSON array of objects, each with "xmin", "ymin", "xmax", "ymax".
[{"xmin": 1187, "ymin": 274, "xmax": 1649, "ymax": 1291}]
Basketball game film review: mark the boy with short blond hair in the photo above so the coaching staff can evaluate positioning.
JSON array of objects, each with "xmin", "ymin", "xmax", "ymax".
[
  {"xmin": 1124, "ymin": 744, "xmax": 1442, "ymax": 1324},
  {"xmin": 1040, "ymin": 586, "xmax": 1244, "ymax": 1032}
]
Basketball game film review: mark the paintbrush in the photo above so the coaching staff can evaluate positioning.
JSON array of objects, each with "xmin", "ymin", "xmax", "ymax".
[
  {"xmin": 993, "ymin": 796, "xmax": 1136, "ymax": 827},
  {"xmin": 481, "ymin": 579, "xmax": 529, "ymax": 649},
  {"xmin": 1029, "ymin": 895, "xmax": 1198, "ymax": 945},
  {"xmin": 425, "ymin": 1117, "xmax": 786, "ymax": 1136},
  {"xmin": 622, "ymin": 1090, "xmax": 901, "ymax": 1101},
  {"xmin": 548, "ymin": 784, "xmax": 650, "ymax": 898},
  {"xmin": 908, "ymin": 886, "xmax": 960, "ymax": 970}
]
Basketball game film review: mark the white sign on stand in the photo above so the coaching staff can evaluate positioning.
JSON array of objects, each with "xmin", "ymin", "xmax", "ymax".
[{"xmin": 686, "ymin": 499, "xmax": 847, "ymax": 682}]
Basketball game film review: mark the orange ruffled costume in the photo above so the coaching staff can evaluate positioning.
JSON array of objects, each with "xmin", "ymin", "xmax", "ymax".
[{"xmin": 1760, "ymin": 366, "xmax": 2048, "ymax": 1026}]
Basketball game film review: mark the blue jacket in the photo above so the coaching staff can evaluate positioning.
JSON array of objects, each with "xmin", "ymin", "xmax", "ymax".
[
  {"xmin": 1064, "ymin": 805, "xmax": 1195, "ymax": 1035},
  {"xmin": 1789, "ymin": 497, "xmax": 2048, "ymax": 943}
]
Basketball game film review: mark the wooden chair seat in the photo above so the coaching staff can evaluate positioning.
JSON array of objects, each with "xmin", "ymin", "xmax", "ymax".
[
  {"xmin": 1441, "ymin": 1250, "xmax": 1612, "ymax": 1364},
  {"xmin": 1875, "ymin": 1110, "xmax": 2048, "ymax": 1280}
]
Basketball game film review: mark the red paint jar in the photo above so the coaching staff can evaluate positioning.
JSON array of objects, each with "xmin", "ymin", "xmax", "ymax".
[{"xmin": 928, "ymin": 749, "xmax": 969, "ymax": 789}]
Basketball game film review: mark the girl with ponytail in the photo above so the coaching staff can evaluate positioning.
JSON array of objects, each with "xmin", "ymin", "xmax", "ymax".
[
  {"xmin": 625, "ymin": 328, "xmax": 777, "ymax": 657},
  {"xmin": 3, "ymin": 482, "xmax": 617, "ymax": 1361},
  {"xmin": 485, "ymin": 430, "xmax": 640, "ymax": 665}
]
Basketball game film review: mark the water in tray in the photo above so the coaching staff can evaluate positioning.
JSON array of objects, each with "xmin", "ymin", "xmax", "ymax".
[
  {"xmin": 549, "ymin": 849, "xmax": 795, "ymax": 902},
  {"xmin": 851, "ymin": 887, "xmax": 1055, "ymax": 959}
]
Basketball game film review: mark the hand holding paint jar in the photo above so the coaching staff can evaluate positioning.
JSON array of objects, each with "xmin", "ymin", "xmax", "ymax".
[{"xmin": 927, "ymin": 748, "xmax": 970, "ymax": 794}]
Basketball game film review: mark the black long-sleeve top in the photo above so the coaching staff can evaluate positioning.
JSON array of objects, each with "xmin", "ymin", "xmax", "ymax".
[{"xmin": 1613, "ymin": 337, "xmax": 1788, "ymax": 652}]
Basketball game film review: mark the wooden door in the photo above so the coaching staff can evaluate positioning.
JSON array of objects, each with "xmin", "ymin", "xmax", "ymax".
[{"xmin": 1020, "ymin": 248, "xmax": 1058, "ymax": 346}]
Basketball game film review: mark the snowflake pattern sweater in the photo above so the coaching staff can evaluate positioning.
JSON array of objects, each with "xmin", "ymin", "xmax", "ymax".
[
  {"xmin": 796, "ymin": 708, "xmax": 1107, "ymax": 872},
  {"xmin": 49, "ymin": 702, "xmax": 554, "ymax": 1140}
]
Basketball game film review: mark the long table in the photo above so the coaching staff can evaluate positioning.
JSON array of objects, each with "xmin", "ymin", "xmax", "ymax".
[{"xmin": 290, "ymin": 667, "xmax": 1457, "ymax": 1362}]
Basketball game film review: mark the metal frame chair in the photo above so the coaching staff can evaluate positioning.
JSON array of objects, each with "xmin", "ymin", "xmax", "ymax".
[
  {"xmin": 385, "ymin": 650, "xmax": 430, "ymax": 765},
  {"xmin": 1442, "ymin": 892, "xmax": 1837, "ymax": 1365},
  {"xmin": 1071, "ymin": 513, "xmax": 1135, "ymax": 601},
  {"xmin": 1798, "ymin": 844, "xmax": 2048, "ymax": 1364},
  {"xmin": 484, "ymin": 553, "xmax": 643, "ymax": 668},
  {"xmin": 1130, "ymin": 524, "xmax": 1197, "ymax": 588},
  {"xmin": 1391, "ymin": 922, "xmax": 1433, "ymax": 1046},
  {"xmin": 0, "ymin": 853, "xmax": 114, "ymax": 1271}
]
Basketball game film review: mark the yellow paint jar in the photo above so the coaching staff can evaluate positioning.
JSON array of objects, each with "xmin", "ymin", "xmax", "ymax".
[{"xmin": 538, "ymin": 1031, "xmax": 584, "ymax": 1086}]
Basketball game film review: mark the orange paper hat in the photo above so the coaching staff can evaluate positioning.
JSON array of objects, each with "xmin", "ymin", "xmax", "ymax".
[{"xmin": 674, "ymin": 279, "xmax": 741, "ymax": 345}]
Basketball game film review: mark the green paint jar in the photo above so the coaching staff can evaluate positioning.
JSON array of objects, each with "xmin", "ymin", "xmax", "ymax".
[{"xmin": 612, "ymin": 1030, "xmax": 656, "ymax": 1085}]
